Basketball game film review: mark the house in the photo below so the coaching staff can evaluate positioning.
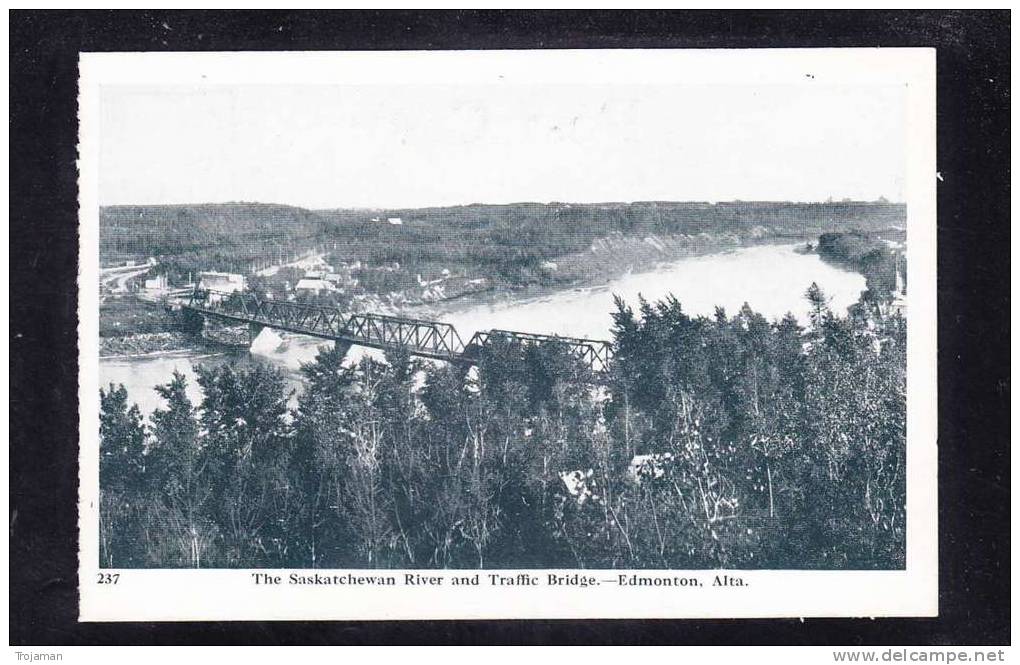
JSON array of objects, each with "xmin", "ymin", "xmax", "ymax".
[
  {"xmin": 295, "ymin": 278, "xmax": 334, "ymax": 296},
  {"xmin": 323, "ymin": 273, "xmax": 354, "ymax": 288},
  {"xmin": 387, "ymin": 217, "xmax": 403, "ymax": 225},
  {"xmin": 198, "ymin": 272, "xmax": 245, "ymax": 302},
  {"xmin": 144, "ymin": 274, "xmax": 168, "ymax": 291}
]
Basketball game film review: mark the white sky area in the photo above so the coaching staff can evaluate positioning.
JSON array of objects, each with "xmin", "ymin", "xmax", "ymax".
[{"xmin": 100, "ymin": 83, "xmax": 906, "ymax": 209}]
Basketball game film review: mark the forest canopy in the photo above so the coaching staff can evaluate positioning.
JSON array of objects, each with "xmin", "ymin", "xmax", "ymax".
[{"xmin": 99, "ymin": 287, "xmax": 906, "ymax": 570}]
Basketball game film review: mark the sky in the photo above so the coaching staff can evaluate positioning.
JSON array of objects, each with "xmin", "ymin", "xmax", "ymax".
[{"xmin": 99, "ymin": 83, "xmax": 906, "ymax": 209}]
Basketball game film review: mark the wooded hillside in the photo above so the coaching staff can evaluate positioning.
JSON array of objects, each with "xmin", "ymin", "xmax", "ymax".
[{"xmin": 101, "ymin": 200, "xmax": 906, "ymax": 288}]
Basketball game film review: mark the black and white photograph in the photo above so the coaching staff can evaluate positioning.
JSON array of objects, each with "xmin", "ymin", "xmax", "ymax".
[
  {"xmin": 72, "ymin": 46, "xmax": 939, "ymax": 621},
  {"xmin": 9, "ymin": 8, "xmax": 1013, "ymax": 651}
]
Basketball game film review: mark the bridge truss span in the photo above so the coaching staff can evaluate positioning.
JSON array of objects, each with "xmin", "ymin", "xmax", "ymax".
[
  {"xmin": 341, "ymin": 313, "xmax": 464, "ymax": 359},
  {"xmin": 178, "ymin": 289, "xmax": 612, "ymax": 371},
  {"xmin": 466, "ymin": 328, "xmax": 614, "ymax": 372}
]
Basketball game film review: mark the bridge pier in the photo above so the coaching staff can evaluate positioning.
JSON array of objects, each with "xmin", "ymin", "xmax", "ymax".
[
  {"xmin": 454, "ymin": 361, "xmax": 476, "ymax": 386},
  {"xmin": 248, "ymin": 323, "xmax": 264, "ymax": 344},
  {"xmin": 179, "ymin": 309, "xmax": 205, "ymax": 335},
  {"xmin": 333, "ymin": 340, "xmax": 352, "ymax": 362}
]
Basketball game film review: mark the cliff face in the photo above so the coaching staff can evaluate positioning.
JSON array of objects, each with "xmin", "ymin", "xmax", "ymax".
[{"xmin": 552, "ymin": 224, "xmax": 823, "ymax": 283}]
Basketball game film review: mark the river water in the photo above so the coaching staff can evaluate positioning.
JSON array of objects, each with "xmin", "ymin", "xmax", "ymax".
[{"xmin": 99, "ymin": 243, "xmax": 866, "ymax": 417}]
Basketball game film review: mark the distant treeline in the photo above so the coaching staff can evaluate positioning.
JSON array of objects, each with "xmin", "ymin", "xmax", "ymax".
[
  {"xmin": 101, "ymin": 204, "xmax": 330, "ymax": 285},
  {"xmin": 102, "ymin": 201, "xmax": 906, "ymax": 288},
  {"xmin": 100, "ymin": 288, "xmax": 905, "ymax": 570}
]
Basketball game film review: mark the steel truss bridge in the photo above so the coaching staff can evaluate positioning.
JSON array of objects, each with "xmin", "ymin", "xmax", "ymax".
[{"xmin": 173, "ymin": 290, "xmax": 613, "ymax": 371}]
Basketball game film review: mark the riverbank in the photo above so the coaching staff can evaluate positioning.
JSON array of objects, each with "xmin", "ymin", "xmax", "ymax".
[
  {"xmin": 100, "ymin": 241, "xmax": 871, "ymax": 418},
  {"xmin": 403, "ymin": 228, "xmax": 818, "ymax": 320},
  {"xmin": 816, "ymin": 230, "xmax": 901, "ymax": 294},
  {"xmin": 100, "ymin": 332, "xmax": 197, "ymax": 357},
  {"xmin": 97, "ymin": 228, "xmax": 854, "ymax": 359},
  {"xmin": 99, "ymin": 330, "xmax": 248, "ymax": 358}
]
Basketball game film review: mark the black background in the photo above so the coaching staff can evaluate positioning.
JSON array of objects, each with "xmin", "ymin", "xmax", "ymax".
[{"xmin": 9, "ymin": 10, "xmax": 1010, "ymax": 645}]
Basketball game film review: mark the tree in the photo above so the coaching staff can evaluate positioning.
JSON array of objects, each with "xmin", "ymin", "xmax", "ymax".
[
  {"xmin": 99, "ymin": 383, "xmax": 146, "ymax": 491},
  {"xmin": 195, "ymin": 362, "xmax": 293, "ymax": 565},
  {"xmin": 341, "ymin": 359, "xmax": 395, "ymax": 567},
  {"xmin": 293, "ymin": 344, "xmax": 364, "ymax": 567},
  {"xmin": 145, "ymin": 371, "xmax": 218, "ymax": 568},
  {"xmin": 98, "ymin": 383, "xmax": 147, "ymax": 566},
  {"xmin": 805, "ymin": 282, "xmax": 829, "ymax": 333}
]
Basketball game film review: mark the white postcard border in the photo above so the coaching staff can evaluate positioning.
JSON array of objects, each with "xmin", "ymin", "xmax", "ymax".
[{"xmin": 77, "ymin": 48, "xmax": 938, "ymax": 621}]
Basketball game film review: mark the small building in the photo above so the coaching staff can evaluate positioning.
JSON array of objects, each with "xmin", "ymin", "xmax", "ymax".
[
  {"xmin": 295, "ymin": 278, "xmax": 334, "ymax": 296},
  {"xmin": 198, "ymin": 271, "xmax": 246, "ymax": 302},
  {"xmin": 199, "ymin": 271, "xmax": 245, "ymax": 292},
  {"xmin": 144, "ymin": 274, "xmax": 169, "ymax": 291},
  {"xmin": 323, "ymin": 273, "xmax": 352, "ymax": 287},
  {"xmin": 387, "ymin": 217, "xmax": 403, "ymax": 225}
]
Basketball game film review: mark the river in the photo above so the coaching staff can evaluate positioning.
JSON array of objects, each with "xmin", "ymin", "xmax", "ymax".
[{"xmin": 99, "ymin": 243, "xmax": 866, "ymax": 417}]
